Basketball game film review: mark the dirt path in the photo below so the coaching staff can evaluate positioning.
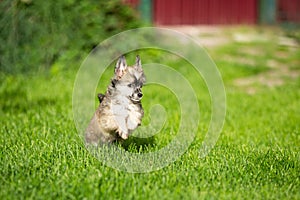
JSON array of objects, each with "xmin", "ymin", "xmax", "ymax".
[{"xmin": 163, "ymin": 25, "xmax": 300, "ymax": 93}]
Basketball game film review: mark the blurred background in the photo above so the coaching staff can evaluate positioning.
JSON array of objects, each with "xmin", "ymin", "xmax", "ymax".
[{"xmin": 0, "ymin": 0, "xmax": 299, "ymax": 74}]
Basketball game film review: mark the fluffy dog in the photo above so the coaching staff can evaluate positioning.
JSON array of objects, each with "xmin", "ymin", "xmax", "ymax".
[{"xmin": 85, "ymin": 55, "xmax": 145, "ymax": 146}]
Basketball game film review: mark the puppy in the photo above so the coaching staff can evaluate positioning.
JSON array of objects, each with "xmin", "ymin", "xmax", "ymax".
[{"xmin": 85, "ymin": 55, "xmax": 146, "ymax": 146}]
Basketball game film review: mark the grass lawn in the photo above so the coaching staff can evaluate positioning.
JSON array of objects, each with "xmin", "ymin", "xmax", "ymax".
[{"xmin": 1, "ymin": 27, "xmax": 300, "ymax": 199}]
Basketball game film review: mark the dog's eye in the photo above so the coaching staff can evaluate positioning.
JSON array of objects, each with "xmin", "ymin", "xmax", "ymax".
[{"xmin": 127, "ymin": 84, "xmax": 132, "ymax": 87}]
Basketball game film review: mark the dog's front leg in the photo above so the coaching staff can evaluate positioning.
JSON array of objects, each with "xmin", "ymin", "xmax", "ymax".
[{"xmin": 115, "ymin": 115, "xmax": 129, "ymax": 139}]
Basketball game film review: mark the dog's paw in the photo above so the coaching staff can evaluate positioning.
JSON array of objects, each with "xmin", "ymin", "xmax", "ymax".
[
  {"xmin": 117, "ymin": 129, "xmax": 129, "ymax": 140},
  {"xmin": 97, "ymin": 93, "xmax": 105, "ymax": 103},
  {"xmin": 120, "ymin": 132, "xmax": 129, "ymax": 140}
]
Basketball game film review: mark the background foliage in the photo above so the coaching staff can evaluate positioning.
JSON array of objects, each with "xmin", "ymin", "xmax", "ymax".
[{"xmin": 0, "ymin": 0, "xmax": 142, "ymax": 74}]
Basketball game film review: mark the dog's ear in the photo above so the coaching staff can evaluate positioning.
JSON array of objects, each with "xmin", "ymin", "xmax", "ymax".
[
  {"xmin": 135, "ymin": 55, "xmax": 142, "ymax": 68},
  {"xmin": 115, "ymin": 55, "xmax": 127, "ymax": 78},
  {"xmin": 134, "ymin": 55, "xmax": 144, "ymax": 74},
  {"xmin": 134, "ymin": 55, "xmax": 145, "ymax": 84}
]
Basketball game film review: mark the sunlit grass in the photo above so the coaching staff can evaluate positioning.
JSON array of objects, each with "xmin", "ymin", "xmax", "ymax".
[{"xmin": 1, "ymin": 27, "xmax": 300, "ymax": 199}]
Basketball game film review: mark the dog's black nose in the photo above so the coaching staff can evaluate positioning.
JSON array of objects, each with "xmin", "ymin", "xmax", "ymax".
[{"xmin": 138, "ymin": 93, "xmax": 143, "ymax": 98}]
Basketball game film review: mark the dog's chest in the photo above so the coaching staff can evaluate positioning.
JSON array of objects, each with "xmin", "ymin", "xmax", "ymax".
[{"xmin": 111, "ymin": 97, "xmax": 142, "ymax": 119}]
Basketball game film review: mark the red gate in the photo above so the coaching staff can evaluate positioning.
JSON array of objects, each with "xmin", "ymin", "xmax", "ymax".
[
  {"xmin": 278, "ymin": 0, "xmax": 300, "ymax": 23},
  {"xmin": 123, "ymin": 0, "xmax": 300, "ymax": 25},
  {"xmin": 153, "ymin": 0, "xmax": 258, "ymax": 25}
]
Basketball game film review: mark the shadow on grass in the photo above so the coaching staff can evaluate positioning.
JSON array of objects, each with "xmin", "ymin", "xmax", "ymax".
[{"xmin": 120, "ymin": 136, "xmax": 156, "ymax": 152}]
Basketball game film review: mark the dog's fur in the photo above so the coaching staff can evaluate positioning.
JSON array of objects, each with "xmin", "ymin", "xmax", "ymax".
[{"xmin": 85, "ymin": 55, "xmax": 145, "ymax": 146}]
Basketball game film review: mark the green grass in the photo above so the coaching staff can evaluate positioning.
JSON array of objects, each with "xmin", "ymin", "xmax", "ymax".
[{"xmin": 1, "ymin": 27, "xmax": 300, "ymax": 199}]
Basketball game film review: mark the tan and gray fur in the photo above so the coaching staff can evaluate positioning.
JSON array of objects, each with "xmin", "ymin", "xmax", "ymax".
[{"xmin": 85, "ymin": 55, "xmax": 145, "ymax": 146}]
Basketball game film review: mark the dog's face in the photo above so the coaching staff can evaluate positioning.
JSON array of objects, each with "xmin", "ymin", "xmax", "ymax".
[{"xmin": 112, "ymin": 55, "xmax": 145, "ymax": 102}]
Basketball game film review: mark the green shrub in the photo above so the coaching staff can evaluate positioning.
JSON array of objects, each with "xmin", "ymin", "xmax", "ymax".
[{"xmin": 0, "ymin": 0, "xmax": 143, "ymax": 74}]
